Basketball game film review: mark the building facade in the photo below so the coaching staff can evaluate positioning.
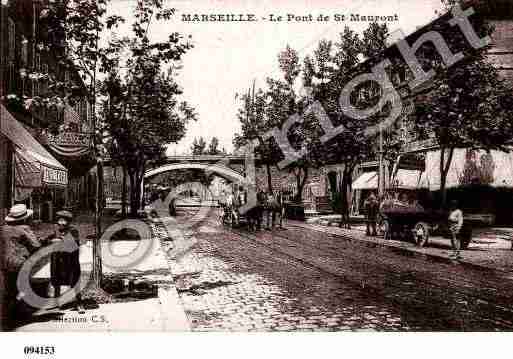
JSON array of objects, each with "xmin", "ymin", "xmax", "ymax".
[
  {"xmin": 0, "ymin": 0, "xmax": 94, "ymax": 223},
  {"xmin": 350, "ymin": 1, "xmax": 513, "ymax": 221}
]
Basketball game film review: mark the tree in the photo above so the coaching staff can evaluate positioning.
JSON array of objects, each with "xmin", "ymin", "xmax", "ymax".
[
  {"xmin": 191, "ymin": 137, "xmax": 207, "ymax": 155},
  {"xmin": 101, "ymin": 0, "xmax": 196, "ymax": 217},
  {"xmin": 233, "ymin": 82, "xmax": 281, "ymax": 194},
  {"xmin": 414, "ymin": 4, "xmax": 513, "ymax": 206},
  {"xmin": 415, "ymin": 55, "xmax": 513, "ymax": 206},
  {"xmin": 32, "ymin": 0, "xmax": 126, "ymax": 289},
  {"xmin": 302, "ymin": 24, "xmax": 395, "ymax": 223},
  {"xmin": 274, "ymin": 45, "xmax": 322, "ymax": 202},
  {"xmin": 207, "ymin": 136, "xmax": 220, "ymax": 155}
]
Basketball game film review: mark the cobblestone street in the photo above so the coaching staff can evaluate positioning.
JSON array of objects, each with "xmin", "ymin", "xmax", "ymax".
[{"xmin": 152, "ymin": 209, "xmax": 513, "ymax": 332}]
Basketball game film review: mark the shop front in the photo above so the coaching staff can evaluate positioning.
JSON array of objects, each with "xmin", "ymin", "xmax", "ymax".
[
  {"xmin": 0, "ymin": 104, "xmax": 68, "ymax": 222},
  {"xmin": 46, "ymin": 104, "xmax": 95, "ymax": 212}
]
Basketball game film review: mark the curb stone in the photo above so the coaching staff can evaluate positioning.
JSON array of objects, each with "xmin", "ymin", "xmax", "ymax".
[{"xmin": 288, "ymin": 222, "xmax": 513, "ymax": 276}]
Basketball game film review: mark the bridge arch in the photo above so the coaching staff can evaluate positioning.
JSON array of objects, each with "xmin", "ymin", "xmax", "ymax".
[{"xmin": 144, "ymin": 162, "xmax": 245, "ymax": 183}]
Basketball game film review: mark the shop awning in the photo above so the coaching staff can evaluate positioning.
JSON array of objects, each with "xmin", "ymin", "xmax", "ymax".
[
  {"xmin": 390, "ymin": 169, "xmax": 425, "ymax": 190},
  {"xmin": 352, "ymin": 171, "xmax": 378, "ymax": 190},
  {"xmin": 1, "ymin": 104, "xmax": 68, "ymax": 188},
  {"xmin": 47, "ymin": 105, "xmax": 93, "ymax": 158}
]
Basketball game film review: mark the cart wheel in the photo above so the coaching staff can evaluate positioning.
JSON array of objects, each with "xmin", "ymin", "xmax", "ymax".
[
  {"xmin": 382, "ymin": 219, "xmax": 391, "ymax": 240},
  {"xmin": 414, "ymin": 221, "xmax": 429, "ymax": 247}
]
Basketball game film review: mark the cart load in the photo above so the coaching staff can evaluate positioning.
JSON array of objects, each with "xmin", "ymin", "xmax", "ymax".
[{"xmin": 379, "ymin": 201, "xmax": 472, "ymax": 249}]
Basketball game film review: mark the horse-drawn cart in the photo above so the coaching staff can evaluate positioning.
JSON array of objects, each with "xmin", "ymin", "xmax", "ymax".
[{"xmin": 380, "ymin": 204, "xmax": 473, "ymax": 249}]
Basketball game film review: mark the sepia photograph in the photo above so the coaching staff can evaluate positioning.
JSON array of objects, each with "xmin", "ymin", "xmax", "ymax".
[{"xmin": 1, "ymin": 0, "xmax": 513, "ymax": 355}]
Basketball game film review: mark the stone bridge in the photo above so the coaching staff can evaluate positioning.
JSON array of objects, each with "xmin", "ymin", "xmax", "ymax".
[{"xmin": 144, "ymin": 155, "xmax": 249, "ymax": 183}]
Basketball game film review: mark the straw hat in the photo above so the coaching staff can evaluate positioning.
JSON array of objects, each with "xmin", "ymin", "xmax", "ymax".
[
  {"xmin": 5, "ymin": 204, "xmax": 33, "ymax": 223},
  {"xmin": 56, "ymin": 210, "xmax": 73, "ymax": 221}
]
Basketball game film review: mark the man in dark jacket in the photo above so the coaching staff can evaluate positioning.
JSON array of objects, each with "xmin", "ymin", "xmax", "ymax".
[
  {"xmin": 1, "ymin": 204, "xmax": 42, "ymax": 330},
  {"xmin": 46, "ymin": 210, "xmax": 84, "ymax": 313}
]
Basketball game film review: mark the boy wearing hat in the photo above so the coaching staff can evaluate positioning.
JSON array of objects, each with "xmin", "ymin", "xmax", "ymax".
[
  {"xmin": 1, "ymin": 204, "xmax": 42, "ymax": 329},
  {"xmin": 448, "ymin": 200, "xmax": 464, "ymax": 259},
  {"xmin": 46, "ymin": 210, "xmax": 85, "ymax": 313}
]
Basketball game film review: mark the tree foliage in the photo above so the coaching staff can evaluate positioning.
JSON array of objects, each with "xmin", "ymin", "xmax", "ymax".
[
  {"xmin": 100, "ymin": 0, "xmax": 196, "ymax": 216},
  {"xmin": 233, "ymin": 23, "xmax": 398, "ymax": 204},
  {"xmin": 6, "ymin": 0, "xmax": 124, "ymax": 134},
  {"xmin": 190, "ymin": 137, "xmax": 207, "ymax": 155},
  {"xmin": 207, "ymin": 136, "xmax": 223, "ymax": 155},
  {"xmin": 233, "ymin": 83, "xmax": 282, "ymax": 193},
  {"xmin": 303, "ymin": 24, "xmax": 399, "ymax": 220},
  {"xmin": 414, "ymin": 4, "xmax": 513, "ymax": 206}
]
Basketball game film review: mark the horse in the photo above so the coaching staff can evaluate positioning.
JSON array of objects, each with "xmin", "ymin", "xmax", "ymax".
[{"xmin": 244, "ymin": 190, "xmax": 266, "ymax": 232}]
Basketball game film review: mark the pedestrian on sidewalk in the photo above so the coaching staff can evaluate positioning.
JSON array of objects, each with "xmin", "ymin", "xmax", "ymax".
[
  {"xmin": 264, "ymin": 190, "xmax": 279, "ymax": 230},
  {"xmin": 226, "ymin": 189, "xmax": 238, "ymax": 226},
  {"xmin": 1, "ymin": 204, "xmax": 42, "ymax": 330},
  {"xmin": 44, "ymin": 210, "xmax": 85, "ymax": 313},
  {"xmin": 364, "ymin": 192, "xmax": 379, "ymax": 236},
  {"xmin": 448, "ymin": 200, "xmax": 464, "ymax": 259}
]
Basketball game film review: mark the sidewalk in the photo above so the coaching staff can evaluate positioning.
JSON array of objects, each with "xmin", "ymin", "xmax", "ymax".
[
  {"xmin": 288, "ymin": 220, "xmax": 513, "ymax": 274},
  {"xmin": 16, "ymin": 220, "xmax": 190, "ymax": 332}
]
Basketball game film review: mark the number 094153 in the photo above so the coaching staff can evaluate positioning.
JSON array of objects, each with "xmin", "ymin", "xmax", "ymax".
[{"xmin": 23, "ymin": 346, "xmax": 55, "ymax": 355}]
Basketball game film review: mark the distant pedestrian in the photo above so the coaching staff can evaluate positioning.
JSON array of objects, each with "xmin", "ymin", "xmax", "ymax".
[
  {"xmin": 45, "ymin": 210, "xmax": 85, "ymax": 313},
  {"xmin": 226, "ymin": 190, "xmax": 238, "ymax": 226},
  {"xmin": 1, "ymin": 204, "xmax": 42, "ymax": 329},
  {"xmin": 448, "ymin": 200, "xmax": 464, "ymax": 259},
  {"xmin": 364, "ymin": 192, "xmax": 379, "ymax": 236}
]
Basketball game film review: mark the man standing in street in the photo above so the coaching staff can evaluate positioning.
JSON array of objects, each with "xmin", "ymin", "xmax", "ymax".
[
  {"xmin": 448, "ymin": 200, "xmax": 464, "ymax": 260},
  {"xmin": 364, "ymin": 192, "xmax": 379, "ymax": 237},
  {"xmin": 0, "ymin": 204, "xmax": 42, "ymax": 330}
]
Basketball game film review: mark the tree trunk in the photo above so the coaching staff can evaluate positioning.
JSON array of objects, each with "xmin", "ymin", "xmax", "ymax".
[
  {"xmin": 342, "ymin": 169, "xmax": 351, "ymax": 215},
  {"xmin": 266, "ymin": 163, "xmax": 273, "ymax": 193},
  {"xmin": 327, "ymin": 171, "xmax": 337, "ymax": 195},
  {"xmin": 439, "ymin": 147, "xmax": 454, "ymax": 208},
  {"xmin": 293, "ymin": 167, "xmax": 309, "ymax": 203},
  {"xmin": 128, "ymin": 164, "xmax": 145, "ymax": 217},
  {"xmin": 129, "ymin": 170, "xmax": 138, "ymax": 217},
  {"xmin": 92, "ymin": 159, "xmax": 104, "ymax": 285},
  {"xmin": 338, "ymin": 164, "xmax": 355, "ymax": 227},
  {"xmin": 121, "ymin": 165, "xmax": 127, "ymax": 217}
]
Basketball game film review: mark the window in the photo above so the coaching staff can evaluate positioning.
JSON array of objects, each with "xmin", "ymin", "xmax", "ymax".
[
  {"xmin": 80, "ymin": 99, "xmax": 86, "ymax": 123},
  {"xmin": 35, "ymin": 53, "xmax": 41, "ymax": 72},
  {"xmin": 33, "ymin": 79, "xmax": 38, "ymax": 96},
  {"xmin": 87, "ymin": 100, "xmax": 92, "ymax": 127},
  {"xmin": 8, "ymin": 18, "xmax": 15, "ymax": 61},
  {"xmin": 8, "ymin": 62, "xmax": 16, "ymax": 93},
  {"xmin": 40, "ymin": 64, "xmax": 48, "ymax": 94},
  {"xmin": 21, "ymin": 36, "xmax": 28, "ymax": 66}
]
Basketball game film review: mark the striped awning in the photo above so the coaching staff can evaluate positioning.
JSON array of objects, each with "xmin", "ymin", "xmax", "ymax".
[
  {"xmin": 1, "ymin": 104, "xmax": 68, "ymax": 188},
  {"xmin": 47, "ymin": 105, "xmax": 93, "ymax": 157},
  {"xmin": 352, "ymin": 171, "xmax": 378, "ymax": 190},
  {"xmin": 390, "ymin": 169, "xmax": 425, "ymax": 189}
]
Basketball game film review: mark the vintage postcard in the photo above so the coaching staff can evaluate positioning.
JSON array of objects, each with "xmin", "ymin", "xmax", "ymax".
[{"xmin": 1, "ymin": 0, "xmax": 513, "ymax": 356}]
